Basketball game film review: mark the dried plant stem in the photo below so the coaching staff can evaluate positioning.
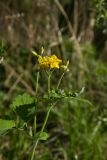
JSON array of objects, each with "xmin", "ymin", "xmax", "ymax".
[
  {"xmin": 0, "ymin": 57, "xmax": 3, "ymax": 63},
  {"xmin": 3, "ymin": 60, "xmax": 35, "ymax": 96},
  {"xmin": 54, "ymin": 0, "xmax": 84, "ymax": 85}
]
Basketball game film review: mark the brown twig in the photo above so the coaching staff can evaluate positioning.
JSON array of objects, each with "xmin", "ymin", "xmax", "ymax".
[
  {"xmin": 3, "ymin": 60, "xmax": 35, "ymax": 96},
  {"xmin": 74, "ymin": 0, "xmax": 78, "ymax": 36},
  {"xmin": 54, "ymin": 0, "xmax": 84, "ymax": 85},
  {"xmin": 0, "ymin": 57, "xmax": 4, "ymax": 63},
  {"xmin": 0, "ymin": 13, "xmax": 24, "ymax": 21},
  {"xmin": 4, "ymin": 73, "xmax": 24, "ymax": 100}
]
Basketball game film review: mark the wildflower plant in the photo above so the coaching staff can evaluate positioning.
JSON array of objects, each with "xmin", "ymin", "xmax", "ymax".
[{"xmin": 0, "ymin": 47, "xmax": 82, "ymax": 160}]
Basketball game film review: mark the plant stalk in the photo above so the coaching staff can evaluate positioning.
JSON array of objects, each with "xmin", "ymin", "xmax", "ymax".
[
  {"xmin": 30, "ymin": 105, "xmax": 54, "ymax": 160},
  {"xmin": 48, "ymin": 71, "xmax": 51, "ymax": 96},
  {"xmin": 36, "ymin": 71, "xmax": 39, "ymax": 95},
  {"xmin": 57, "ymin": 72, "xmax": 65, "ymax": 89}
]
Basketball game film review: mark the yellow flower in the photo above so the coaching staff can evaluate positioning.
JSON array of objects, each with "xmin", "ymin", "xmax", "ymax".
[{"xmin": 38, "ymin": 55, "xmax": 62, "ymax": 69}]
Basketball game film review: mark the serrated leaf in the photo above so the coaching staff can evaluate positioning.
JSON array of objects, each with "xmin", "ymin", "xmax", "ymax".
[
  {"xmin": 11, "ymin": 93, "xmax": 35, "ymax": 121},
  {"xmin": 0, "ymin": 119, "xmax": 15, "ymax": 135}
]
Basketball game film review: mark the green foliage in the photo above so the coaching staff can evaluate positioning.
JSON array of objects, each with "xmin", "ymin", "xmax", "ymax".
[
  {"xmin": 0, "ymin": 41, "xmax": 5, "ymax": 57},
  {"xmin": 55, "ymin": 98, "xmax": 105, "ymax": 160},
  {"xmin": 94, "ymin": 63, "xmax": 107, "ymax": 77},
  {"xmin": 34, "ymin": 132, "xmax": 50, "ymax": 141},
  {"xmin": 0, "ymin": 119, "xmax": 15, "ymax": 135},
  {"xmin": 93, "ymin": 0, "xmax": 107, "ymax": 33},
  {"xmin": 39, "ymin": 132, "xmax": 49, "ymax": 140},
  {"xmin": 0, "ymin": 0, "xmax": 107, "ymax": 159},
  {"xmin": 11, "ymin": 93, "xmax": 35, "ymax": 121}
]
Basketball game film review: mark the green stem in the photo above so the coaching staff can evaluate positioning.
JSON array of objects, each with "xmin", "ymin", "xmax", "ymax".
[
  {"xmin": 36, "ymin": 72, "xmax": 39, "ymax": 94},
  {"xmin": 33, "ymin": 72, "xmax": 39, "ymax": 136},
  {"xmin": 57, "ymin": 72, "xmax": 65, "ymax": 90},
  {"xmin": 48, "ymin": 71, "xmax": 51, "ymax": 96},
  {"xmin": 34, "ymin": 115, "xmax": 36, "ymax": 134},
  {"xmin": 30, "ymin": 104, "xmax": 54, "ymax": 160}
]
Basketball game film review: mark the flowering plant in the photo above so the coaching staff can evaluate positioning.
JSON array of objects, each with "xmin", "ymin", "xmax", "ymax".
[
  {"xmin": 38, "ymin": 54, "xmax": 62, "ymax": 69},
  {"xmin": 0, "ymin": 47, "xmax": 81, "ymax": 160}
]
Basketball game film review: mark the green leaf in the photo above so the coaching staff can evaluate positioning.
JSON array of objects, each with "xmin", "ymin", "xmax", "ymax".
[
  {"xmin": 32, "ymin": 51, "xmax": 38, "ymax": 57},
  {"xmin": 0, "ymin": 119, "xmax": 15, "ymax": 135},
  {"xmin": 40, "ymin": 132, "xmax": 49, "ymax": 140},
  {"xmin": 34, "ymin": 132, "xmax": 49, "ymax": 141},
  {"xmin": 11, "ymin": 93, "xmax": 35, "ymax": 121}
]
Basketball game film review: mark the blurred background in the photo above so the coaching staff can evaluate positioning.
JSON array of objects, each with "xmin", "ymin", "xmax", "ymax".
[{"xmin": 0, "ymin": 0, "xmax": 107, "ymax": 159}]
